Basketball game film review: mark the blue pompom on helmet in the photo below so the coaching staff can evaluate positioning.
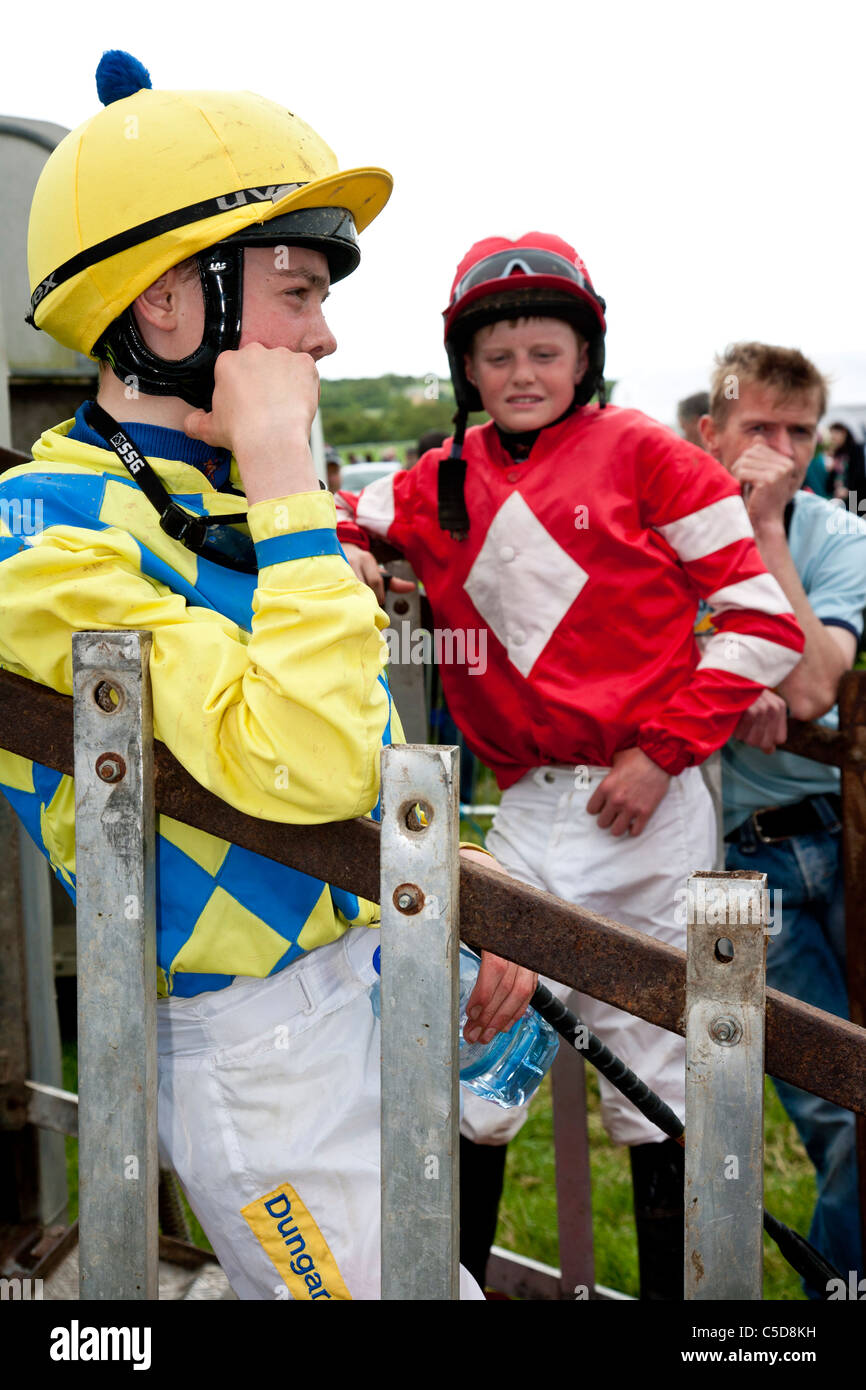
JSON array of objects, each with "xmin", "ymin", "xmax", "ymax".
[{"xmin": 95, "ymin": 49, "xmax": 152, "ymax": 105}]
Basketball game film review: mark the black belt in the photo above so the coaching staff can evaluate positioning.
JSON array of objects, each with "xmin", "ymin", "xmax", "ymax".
[{"xmin": 725, "ymin": 793, "xmax": 842, "ymax": 845}]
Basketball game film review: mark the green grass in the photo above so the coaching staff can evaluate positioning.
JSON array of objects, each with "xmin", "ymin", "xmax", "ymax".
[{"xmin": 494, "ymin": 1067, "xmax": 815, "ymax": 1299}]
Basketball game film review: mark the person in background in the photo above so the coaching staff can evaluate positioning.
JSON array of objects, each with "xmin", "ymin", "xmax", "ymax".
[
  {"xmin": 417, "ymin": 428, "xmax": 449, "ymax": 458},
  {"xmin": 325, "ymin": 445, "xmax": 343, "ymax": 493},
  {"xmin": 700, "ymin": 341, "xmax": 866, "ymax": 1295},
  {"xmin": 677, "ymin": 390, "xmax": 710, "ymax": 447},
  {"xmin": 804, "ymin": 440, "xmax": 834, "ymax": 498},
  {"xmin": 827, "ymin": 421, "xmax": 866, "ymax": 511}
]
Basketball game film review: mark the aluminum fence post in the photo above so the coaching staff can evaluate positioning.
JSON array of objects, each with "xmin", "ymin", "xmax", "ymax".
[
  {"xmin": 72, "ymin": 631, "xmax": 158, "ymax": 1300},
  {"xmin": 684, "ymin": 869, "xmax": 768, "ymax": 1300},
  {"xmin": 380, "ymin": 744, "xmax": 460, "ymax": 1300},
  {"xmin": 383, "ymin": 574, "xmax": 429, "ymax": 743}
]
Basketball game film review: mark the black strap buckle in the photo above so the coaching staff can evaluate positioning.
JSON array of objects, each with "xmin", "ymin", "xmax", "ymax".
[
  {"xmin": 159, "ymin": 504, "xmax": 209, "ymax": 549},
  {"xmin": 84, "ymin": 400, "xmax": 258, "ymax": 571}
]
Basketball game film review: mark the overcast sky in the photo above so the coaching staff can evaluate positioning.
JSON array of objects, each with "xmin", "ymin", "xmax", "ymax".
[{"xmin": 3, "ymin": 0, "xmax": 865, "ymax": 425}]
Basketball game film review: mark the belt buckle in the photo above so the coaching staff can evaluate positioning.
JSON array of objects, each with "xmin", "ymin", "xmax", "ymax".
[{"xmin": 751, "ymin": 804, "xmax": 788, "ymax": 845}]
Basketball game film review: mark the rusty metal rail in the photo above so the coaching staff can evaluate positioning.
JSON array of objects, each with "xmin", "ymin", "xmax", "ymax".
[
  {"xmin": 780, "ymin": 714, "xmax": 858, "ymax": 767},
  {"xmin": 1, "ymin": 664, "xmax": 865, "ymax": 1120}
]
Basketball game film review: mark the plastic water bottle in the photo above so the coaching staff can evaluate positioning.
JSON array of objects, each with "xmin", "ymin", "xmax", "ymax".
[{"xmin": 369, "ymin": 944, "xmax": 558, "ymax": 1108}]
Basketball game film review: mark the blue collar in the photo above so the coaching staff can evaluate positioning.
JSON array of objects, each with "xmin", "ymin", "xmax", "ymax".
[{"xmin": 68, "ymin": 403, "xmax": 232, "ymax": 488}]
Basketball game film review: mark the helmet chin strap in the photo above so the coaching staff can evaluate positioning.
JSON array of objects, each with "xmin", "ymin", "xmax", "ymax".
[
  {"xmin": 437, "ymin": 409, "xmax": 470, "ymax": 540},
  {"xmin": 94, "ymin": 246, "xmax": 245, "ymax": 411}
]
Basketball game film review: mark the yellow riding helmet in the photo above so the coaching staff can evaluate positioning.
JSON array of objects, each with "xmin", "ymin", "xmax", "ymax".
[{"xmin": 27, "ymin": 52, "xmax": 392, "ymax": 358}]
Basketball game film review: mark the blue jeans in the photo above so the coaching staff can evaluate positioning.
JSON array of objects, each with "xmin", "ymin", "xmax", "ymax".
[{"xmin": 726, "ymin": 796, "xmax": 862, "ymax": 1295}]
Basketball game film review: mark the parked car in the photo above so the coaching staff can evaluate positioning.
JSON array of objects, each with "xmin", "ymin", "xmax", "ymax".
[{"xmin": 339, "ymin": 460, "xmax": 401, "ymax": 492}]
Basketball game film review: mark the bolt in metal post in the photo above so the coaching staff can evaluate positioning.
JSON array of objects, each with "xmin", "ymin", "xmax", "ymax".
[
  {"xmin": 684, "ymin": 870, "xmax": 768, "ymax": 1300},
  {"xmin": 380, "ymin": 744, "xmax": 460, "ymax": 1300},
  {"xmin": 73, "ymin": 631, "xmax": 157, "ymax": 1300}
]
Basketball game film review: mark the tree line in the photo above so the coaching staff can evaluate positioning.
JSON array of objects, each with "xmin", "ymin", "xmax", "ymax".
[{"xmin": 319, "ymin": 375, "xmax": 457, "ymax": 445}]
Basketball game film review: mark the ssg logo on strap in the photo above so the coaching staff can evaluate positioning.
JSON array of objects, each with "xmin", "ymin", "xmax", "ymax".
[
  {"xmin": 241, "ymin": 1183, "xmax": 352, "ymax": 1301},
  {"xmin": 109, "ymin": 432, "xmax": 144, "ymax": 474}
]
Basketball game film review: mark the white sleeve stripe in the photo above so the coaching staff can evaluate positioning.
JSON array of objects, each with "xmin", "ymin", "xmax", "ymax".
[
  {"xmin": 697, "ymin": 631, "xmax": 800, "ymax": 686},
  {"xmin": 356, "ymin": 473, "xmax": 396, "ymax": 538},
  {"xmin": 655, "ymin": 495, "xmax": 754, "ymax": 563},
  {"xmin": 334, "ymin": 493, "xmax": 354, "ymax": 523},
  {"xmin": 705, "ymin": 572, "xmax": 793, "ymax": 617}
]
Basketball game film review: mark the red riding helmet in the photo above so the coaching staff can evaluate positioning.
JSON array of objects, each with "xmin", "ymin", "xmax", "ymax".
[{"xmin": 442, "ymin": 232, "xmax": 607, "ymax": 413}]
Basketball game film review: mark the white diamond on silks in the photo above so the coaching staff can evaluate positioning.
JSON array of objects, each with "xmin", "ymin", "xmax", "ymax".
[{"xmin": 463, "ymin": 493, "xmax": 589, "ymax": 679}]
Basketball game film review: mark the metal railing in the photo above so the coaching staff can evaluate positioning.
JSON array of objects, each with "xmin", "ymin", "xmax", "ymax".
[
  {"xmin": 1, "ymin": 420, "xmax": 863, "ymax": 1294},
  {"xmin": 1, "ymin": 643, "xmax": 865, "ymax": 1298}
]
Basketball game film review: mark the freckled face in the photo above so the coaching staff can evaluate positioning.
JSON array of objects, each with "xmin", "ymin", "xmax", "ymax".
[{"xmin": 238, "ymin": 246, "xmax": 337, "ymax": 360}]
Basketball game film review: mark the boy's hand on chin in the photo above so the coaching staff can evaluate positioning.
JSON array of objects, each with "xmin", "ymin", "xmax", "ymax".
[
  {"xmin": 184, "ymin": 344, "xmax": 320, "ymax": 503},
  {"xmin": 587, "ymin": 747, "xmax": 671, "ymax": 837}
]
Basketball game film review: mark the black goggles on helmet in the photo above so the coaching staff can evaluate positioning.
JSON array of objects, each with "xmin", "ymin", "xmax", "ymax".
[
  {"xmin": 452, "ymin": 247, "xmax": 596, "ymax": 304},
  {"xmin": 225, "ymin": 206, "xmax": 359, "ymax": 283}
]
